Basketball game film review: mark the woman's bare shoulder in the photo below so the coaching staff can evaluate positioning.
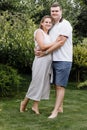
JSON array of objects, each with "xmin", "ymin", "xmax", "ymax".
[
  {"xmin": 34, "ymin": 28, "xmax": 43, "ymax": 37},
  {"xmin": 36, "ymin": 28, "xmax": 43, "ymax": 33}
]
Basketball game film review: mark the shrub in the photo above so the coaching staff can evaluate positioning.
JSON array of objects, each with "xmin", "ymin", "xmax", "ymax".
[
  {"xmin": 73, "ymin": 43, "xmax": 87, "ymax": 82},
  {"xmin": 0, "ymin": 64, "xmax": 23, "ymax": 97},
  {"xmin": 77, "ymin": 80, "xmax": 87, "ymax": 89},
  {"xmin": 0, "ymin": 11, "xmax": 37, "ymax": 73}
]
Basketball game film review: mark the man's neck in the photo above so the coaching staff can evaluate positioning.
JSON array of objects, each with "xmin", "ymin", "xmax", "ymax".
[{"xmin": 54, "ymin": 17, "xmax": 63, "ymax": 24}]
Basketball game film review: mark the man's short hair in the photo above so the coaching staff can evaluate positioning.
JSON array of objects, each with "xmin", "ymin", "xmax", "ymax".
[{"xmin": 51, "ymin": 2, "xmax": 62, "ymax": 10}]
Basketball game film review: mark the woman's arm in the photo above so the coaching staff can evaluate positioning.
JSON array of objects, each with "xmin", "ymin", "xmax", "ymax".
[
  {"xmin": 36, "ymin": 35, "xmax": 67, "ymax": 57},
  {"xmin": 46, "ymin": 35, "xmax": 67, "ymax": 54},
  {"xmin": 35, "ymin": 29, "xmax": 56, "ymax": 51}
]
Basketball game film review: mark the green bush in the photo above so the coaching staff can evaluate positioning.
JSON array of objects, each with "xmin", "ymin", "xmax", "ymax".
[
  {"xmin": 0, "ymin": 64, "xmax": 23, "ymax": 97},
  {"xmin": 0, "ymin": 11, "xmax": 37, "ymax": 73},
  {"xmin": 73, "ymin": 43, "xmax": 87, "ymax": 82},
  {"xmin": 77, "ymin": 80, "xmax": 87, "ymax": 89}
]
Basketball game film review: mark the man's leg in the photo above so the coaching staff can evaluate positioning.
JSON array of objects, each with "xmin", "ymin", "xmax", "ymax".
[
  {"xmin": 48, "ymin": 86, "xmax": 65, "ymax": 118},
  {"xmin": 58, "ymin": 102, "xmax": 63, "ymax": 113}
]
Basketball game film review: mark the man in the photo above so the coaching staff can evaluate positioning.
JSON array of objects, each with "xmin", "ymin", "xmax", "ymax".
[{"xmin": 36, "ymin": 2, "xmax": 73, "ymax": 119}]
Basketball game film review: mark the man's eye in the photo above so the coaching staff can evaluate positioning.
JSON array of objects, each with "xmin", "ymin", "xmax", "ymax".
[{"xmin": 52, "ymin": 11, "xmax": 58, "ymax": 12}]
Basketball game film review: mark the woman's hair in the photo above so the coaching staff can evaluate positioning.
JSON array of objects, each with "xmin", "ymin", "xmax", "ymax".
[{"xmin": 39, "ymin": 15, "xmax": 53, "ymax": 29}]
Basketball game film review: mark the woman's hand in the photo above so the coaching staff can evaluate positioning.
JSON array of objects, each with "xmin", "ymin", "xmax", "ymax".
[{"xmin": 34, "ymin": 47, "xmax": 45, "ymax": 57}]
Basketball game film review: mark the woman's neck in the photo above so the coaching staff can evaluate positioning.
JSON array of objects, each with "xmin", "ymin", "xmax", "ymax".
[{"xmin": 42, "ymin": 29, "xmax": 48, "ymax": 34}]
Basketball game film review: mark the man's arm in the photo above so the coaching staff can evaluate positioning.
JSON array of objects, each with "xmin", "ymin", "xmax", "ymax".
[
  {"xmin": 37, "ymin": 35, "xmax": 67, "ymax": 57},
  {"xmin": 45, "ymin": 35, "xmax": 67, "ymax": 54}
]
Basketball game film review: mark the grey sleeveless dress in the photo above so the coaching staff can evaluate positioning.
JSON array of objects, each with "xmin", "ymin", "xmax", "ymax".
[{"xmin": 26, "ymin": 29, "xmax": 53, "ymax": 101}]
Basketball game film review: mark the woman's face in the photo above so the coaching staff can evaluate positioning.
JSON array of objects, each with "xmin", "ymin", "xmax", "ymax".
[{"xmin": 41, "ymin": 18, "xmax": 53, "ymax": 31}]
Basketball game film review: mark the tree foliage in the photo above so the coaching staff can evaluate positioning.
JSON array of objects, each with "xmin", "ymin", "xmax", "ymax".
[
  {"xmin": 0, "ymin": 0, "xmax": 87, "ymax": 76},
  {"xmin": 0, "ymin": 10, "xmax": 37, "ymax": 73},
  {"xmin": 73, "ymin": 43, "xmax": 87, "ymax": 82},
  {"xmin": 0, "ymin": 64, "xmax": 22, "ymax": 97},
  {"xmin": 0, "ymin": 0, "xmax": 86, "ymax": 43},
  {"xmin": 74, "ymin": 0, "xmax": 87, "ymax": 38}
]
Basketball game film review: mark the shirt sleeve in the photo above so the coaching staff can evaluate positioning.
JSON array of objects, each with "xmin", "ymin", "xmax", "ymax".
[{"xmin": 59, "ymin": 20, "xmax": 72, "ymax": 37}]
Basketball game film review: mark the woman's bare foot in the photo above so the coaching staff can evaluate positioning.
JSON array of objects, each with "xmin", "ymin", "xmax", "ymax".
[
  {"xmin": 48, "ymin": 110, "xmax": 58, "ymax": 119},
  {"xmin": 20, "ymin": 101, "xmax": 26, "ymax": 112},
  {"xmin": 32, "ymin": 107, "xmax": 40, "ymax": 114},
  {"xmin": 51, "ymin": 107, "xmax": 63, "ymax": 114}
]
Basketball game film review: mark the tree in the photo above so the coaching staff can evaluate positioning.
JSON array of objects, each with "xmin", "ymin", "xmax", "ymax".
[
  {"xmin": 0, "ymin": 10, "xmax": 37, "ymax": 73},
  {"xmin": 24, "ymin": 0, "xmax": 82, "ymax": 44},
  {"xmin": 74, "ymin": 0, "xmax": 87, "ymax": 39}
]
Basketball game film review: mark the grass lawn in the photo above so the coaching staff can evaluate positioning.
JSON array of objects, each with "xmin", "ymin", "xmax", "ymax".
[{"xmin": 0, "ymin": 83, "xmax": 87, "ymax": 130}]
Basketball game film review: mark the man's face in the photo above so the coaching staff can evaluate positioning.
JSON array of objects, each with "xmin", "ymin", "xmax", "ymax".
[{"xmin": 50, "ymin": 6, "xmax": 62, "ymax": 22}]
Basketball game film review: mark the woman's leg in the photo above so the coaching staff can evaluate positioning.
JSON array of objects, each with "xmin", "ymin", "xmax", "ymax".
[
  {"xmin": 32, "ymin": 101, "xmax": 40, "ymax": 114},
  {"xmin": 20, "ymin": 97, "xmax": 29, "ymax": 112}
]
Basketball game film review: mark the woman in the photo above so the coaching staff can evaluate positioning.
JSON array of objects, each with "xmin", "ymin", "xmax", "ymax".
[{"xmin": 20, "ymin": 15, "xmax": 57, "ymax": 114}]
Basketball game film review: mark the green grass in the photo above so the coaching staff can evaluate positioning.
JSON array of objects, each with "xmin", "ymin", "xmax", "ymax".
[{"xmin": 0, "ymin": 84, "xmax": 87, "ymax": 130}]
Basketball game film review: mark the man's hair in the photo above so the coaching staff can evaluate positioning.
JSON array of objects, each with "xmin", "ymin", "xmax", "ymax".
[{"xmin": 51, "ymin": 2, "xmax": 62, "ymax": 10}]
